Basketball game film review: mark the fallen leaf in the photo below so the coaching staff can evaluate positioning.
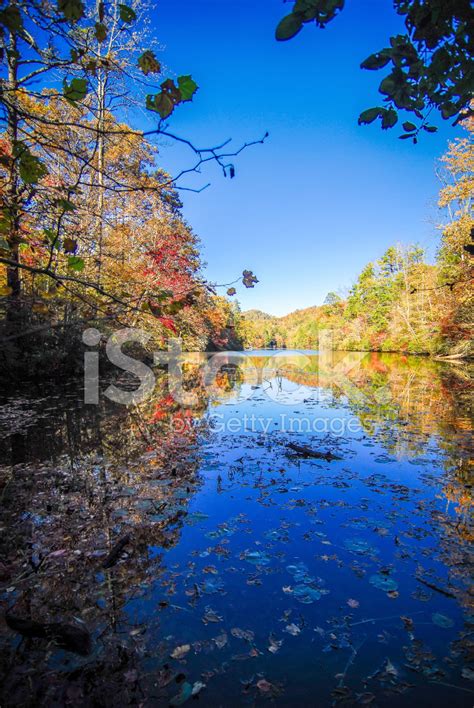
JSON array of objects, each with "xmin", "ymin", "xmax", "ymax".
[{"xmin": 170, "ymin": 644, "xmax": 191, "ymax": 660}]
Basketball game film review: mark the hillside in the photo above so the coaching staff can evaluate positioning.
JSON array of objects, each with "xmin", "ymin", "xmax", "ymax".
[{"xmin": 240, "ymin": 234, "xmax": 473, "ymax": 357}]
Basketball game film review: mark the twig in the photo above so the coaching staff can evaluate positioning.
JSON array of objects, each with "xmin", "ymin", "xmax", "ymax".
[
  {"xmin": 416, "ymin": 576, "xmax": 456, "ymax": 599},
  {"xmin": 338, "ymin": 638, "xmax": 365, "ymax": 687},
  {"xmin": 429, "ymin": 680, "xmax": 474, "ymax": 695},
  {"xmin": 349, "ymin": 611, "xmax": 424, "ymax": 627}
]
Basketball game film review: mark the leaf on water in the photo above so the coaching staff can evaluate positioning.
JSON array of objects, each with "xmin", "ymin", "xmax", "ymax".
[
  {"xmin": 169, "ymin": 681, "xmax": 193, "ymax": 706},
  {"xmin": 199, "ymin": 576, "xmax": 225, "ymax": 594},
  {"xmin": 293, "ymin": 584, "xmax": 322, "ymax": 604},
  {"xmin": 170, "ymin": 643, "xmax": 191, "ymax": 659},
  {"xmin": 369, "ymin": 574, "xmax": 398, "ymax": 592},
  {"xmin": 202, "ymin": 606, "xmax": 222, "ymax": 624},
  {"xmin": 231, "ymin": 627, "xmax": 254, "ymax": 642},
  {"xmin": 213, "ymin": 632, "xmax": 228, "ymax": 649},
  {"xmin": 345, "ymin": 538, "xmax": 379, "ymax": 555},
  {"xmin": 191, "ymin": 682, "xmax": 206, "ymax": 697},
  {"xmin": 186, "ymin": 511, "xmax": 209, "ymax": 526},
  {"xmin": 242, "ymin": 550, "xmax": 271, "ymax": 566},
  {"xmin": 284, "ymin": 623, "xmax": 301, "ymax": 636},
  {"xmin": 384, "ymin": 657, "xmax": 398, "ymax": 677},
  {"xmin": 203, "ymin": 565, "xmax": 218, "ymax": 574},
  {"xmin": 268, "ymin": 633, "xmax": 283, "ymax": 653},
  {"xmin": 432, "ymin": 612, "xmax": 454, "ymax": 628}
]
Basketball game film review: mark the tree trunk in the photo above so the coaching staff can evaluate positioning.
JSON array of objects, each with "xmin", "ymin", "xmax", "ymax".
[{"xmin": 6, "ymin": 24, "xmax": 21, "ymax": 299}]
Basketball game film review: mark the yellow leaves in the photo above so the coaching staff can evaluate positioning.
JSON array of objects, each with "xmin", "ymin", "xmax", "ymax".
[
  {"xmin": 32, "ymin": 302, "xmax": 49, "ymax": 314},
  {"xmin": 439, "ymin": 125, "xmax": 474, "ymax": 211},
  {"xmin": 0, "ymin": 285, "xmax": 13, "ymax": 297}
]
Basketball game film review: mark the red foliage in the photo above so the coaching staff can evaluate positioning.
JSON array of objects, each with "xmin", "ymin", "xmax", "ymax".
[{"xmin": 158, "ymin": 316, "xmax": 177, "ymax": 333}]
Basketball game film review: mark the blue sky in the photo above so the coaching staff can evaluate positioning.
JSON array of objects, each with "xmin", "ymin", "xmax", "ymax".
[{"xmin": 145, "ymin": 0, "xmax": 460, "ymax": 316}]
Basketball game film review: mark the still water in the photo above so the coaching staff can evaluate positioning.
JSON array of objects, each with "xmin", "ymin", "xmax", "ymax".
[{"xmin": 0, "ymin": 351, "xmax": 472, "ymax": 706}]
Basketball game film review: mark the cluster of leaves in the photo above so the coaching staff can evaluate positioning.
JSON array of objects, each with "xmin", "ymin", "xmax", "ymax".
[
  {"xmin": 275, "ymin": 0, "xmax": 345, "ymax": 39},
  {"xmin": 146, "ymin": 76, "xmax": 198, "ymax": 119},
  {"xmin": 275, "ymin": 0, "xmax": 473, "ymax": 136},
  {"xmin": 226, "ymin": 271, "xmax": 259, "ymax": 297}
]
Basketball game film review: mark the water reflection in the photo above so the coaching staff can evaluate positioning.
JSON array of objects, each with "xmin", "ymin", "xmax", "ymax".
[{"xmin": 0, "ymin": 352, "xmax": 472, "ymax": 706}]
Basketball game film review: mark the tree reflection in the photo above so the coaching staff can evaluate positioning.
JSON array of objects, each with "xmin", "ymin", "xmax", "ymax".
[{"xmin": 0, "ymin": 373, "xmax": 207, "ymax": 704}]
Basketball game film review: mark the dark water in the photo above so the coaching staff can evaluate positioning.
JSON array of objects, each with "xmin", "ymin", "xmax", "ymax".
[{"xmin": 0, "ymin": 351, "xmax": 472, "ymax": 706}]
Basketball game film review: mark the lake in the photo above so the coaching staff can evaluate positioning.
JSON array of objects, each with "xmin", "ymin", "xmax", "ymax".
[{"xmin": 0, "ymin": 350, "xmax": 472, "ymax": 706}]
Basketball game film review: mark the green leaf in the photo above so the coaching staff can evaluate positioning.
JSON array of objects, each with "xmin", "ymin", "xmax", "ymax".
[
  {"xmin": 0, "ymin": 5, "xmax": 23, "ymax": 32},
  {"xmin": 119, "ymin": 4, "xmax": 136, "ymax": 23},
  {"xmin": 63, "ymin": 77, "xmax": 88, "ymax": 104},
  {"xmin": 55, "ymin": 198, "xmax": 76, "ymax": 212},
  {"xmin": 146, "ymin": 92, "xmax": 174, "ymax": 118},
  {"xmin": 358, "ymin": 107, "xmax": 382, "ymax": 125},
  {"xmin": 160, "ymin": 78, "xmax": 181, "ymax": 102},
  {"xmin": 13, "ymin": 142, "xmax": 47, "ymax": 184},
  {"xmin": 361, "ymin": 51, "xmax": 391, "ymax": 70},
  {"xmin": 402, "ymin": 121, "xmax": 417, "ymax": 132},
  {"xmin": 63, "ymin": 238, "xmax": 77, "ymax": 253},
  {"xmin": 275, "ymin": 13, "xmax": 303, "ymax": 41},
  {"xmin": 44, "ymin": 228, "xmax": 61, "ymax": 250},
  {"xmin": 0, "ymin": 237, "xmax": 11, "ymax": 251},
  {"xmin": 68, "ymin": 256, "xmax": 85, "ymax": 271},
  {"xmin": 381, "ymin": 108, "xmax": 398, "ymax": 129},
  {"xmin": 95, "ymin": 22, "xmax": 107, "ymax": 42},
  {"xmin": 379, "ymin": 75, "xmax": 396, "ymax": 96},
  {"xmin": 0, "ymin": 211, "xmax": 11, "ymax": 235},
  {"xmin": 138, "ymin": 50, "xmax": 161, "ymax": 75},
  {"xmin": 440, "ymin": 103, "xmax": 458, "ymax": 119},
  {"xmin": 177, "ymin": 75, "xmax": 198, "ymax": 102},
  {"xmin": 58, "ymin": 0, "xmax": 84, "ymax": 22}
]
